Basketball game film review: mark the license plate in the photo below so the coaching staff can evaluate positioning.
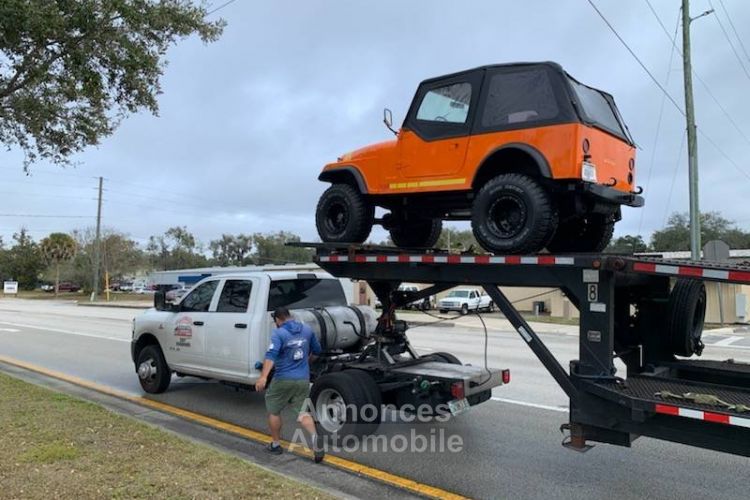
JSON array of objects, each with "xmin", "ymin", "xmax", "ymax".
[{"xmin": 448, "ymin": 398, "xmax": 470, "ymax": 416}]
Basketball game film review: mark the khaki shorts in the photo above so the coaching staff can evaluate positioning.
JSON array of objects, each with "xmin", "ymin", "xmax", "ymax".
[{"xmin": 264, "ymin": 379, "xmax": 311, "ymax": 416}]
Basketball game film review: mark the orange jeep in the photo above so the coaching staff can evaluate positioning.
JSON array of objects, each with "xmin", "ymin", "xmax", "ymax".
[{"xmin": 315, "ymin": 62, "xmax": 644, "ymax": 254}]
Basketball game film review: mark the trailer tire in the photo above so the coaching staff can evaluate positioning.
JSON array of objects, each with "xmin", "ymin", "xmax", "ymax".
[
  {"xmin": 316, "ymin": 183, "xmax": 374, "ymax": 243},
  {"xmin": 389, "ymin": 216, "xmax": 442, "ymax": 249},
  {"xmin": 546, "ymin": 214, "xmax": 615, "ymax": 253},
  {"xmin": 667, "ymin": 279, "xmax": 706, "ymax": 357},
  {"xmin": 426, "ymin": 352, "xmax": 462, "ymax": 365},
  {"xmin": 472, "ymin": 174, "xmax": 557, "ymax": 254},
  {"xmin": 136, "ymin": 344, "xmax": 171, "ymax": 394},
  {"xmin": 311, "ymin": 370, "xmax": 381, "ymax": 437}
]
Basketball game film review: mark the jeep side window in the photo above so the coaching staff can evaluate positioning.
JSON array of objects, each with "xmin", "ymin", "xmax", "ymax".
[
  {"xmin": 481, "ymin": 68, "xmax": 560, "ymax": 128},
  {"xmin": 416, "ymin": 83, "xmax": 471, "ymax": 124},
  {"xmin": 180, "ymin": 280, "xmax": 218, "ymax": 312},
  {"xmin": 216, "ymin": 280, "xmax": 253, "ymax": 313}
]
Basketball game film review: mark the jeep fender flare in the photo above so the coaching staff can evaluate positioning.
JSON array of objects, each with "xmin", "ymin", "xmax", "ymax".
[
  {"xmin": 472, "ymin": 143, "xmax": 552, "ymax": 189},
  {"xmin": 318, "ymin": 166, "xmax": 368, "ymax": 194}
]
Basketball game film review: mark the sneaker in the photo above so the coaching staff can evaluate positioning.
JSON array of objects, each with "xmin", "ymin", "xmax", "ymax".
[
  {"xmin": 313, "ymin": 434, "xmax": 325, "ymax": 463},
  {"xmin": 266, "ymin": 442, "xmax": 283, "ymax": 455}
]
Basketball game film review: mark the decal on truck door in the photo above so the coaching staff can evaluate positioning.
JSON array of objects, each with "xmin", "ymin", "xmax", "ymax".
[{"xmin": 174, "ymin": 316, "xmax": 193, "ymax": 347}]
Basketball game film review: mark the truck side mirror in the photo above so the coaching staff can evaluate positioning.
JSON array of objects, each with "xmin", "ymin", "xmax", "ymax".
[
  {"xmin": 154, "ymin": 291, "xmax": 167, "ymax": 311},
  {"xmin": 383, "ymin": 108, "xmax": 397, "ymax": 136}
]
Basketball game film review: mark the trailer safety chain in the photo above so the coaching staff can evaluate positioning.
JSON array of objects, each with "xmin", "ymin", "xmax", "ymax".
[{"xmin": 655, "ymin": 391, "xmax": 750, "ymax": 413}]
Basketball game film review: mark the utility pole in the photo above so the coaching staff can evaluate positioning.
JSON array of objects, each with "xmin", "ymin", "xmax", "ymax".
[
  {"xmin": 682, "ymin": 0, "xmax": 701, "ymax": 260},
  {"xmin": 92, "ymin": 176, "xmax": 103, "ymax": 301}
]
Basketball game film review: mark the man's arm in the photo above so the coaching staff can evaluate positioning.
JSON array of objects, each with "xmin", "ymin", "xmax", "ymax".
[
  {"xmin": 256, "ymin": 331, "xmax": 281, "ymax": 391},
  {"xmin": 255, "ymin": 359, "xmax": 274, "ymax": 391}
]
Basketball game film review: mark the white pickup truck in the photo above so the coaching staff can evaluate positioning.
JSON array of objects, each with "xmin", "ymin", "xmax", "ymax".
[
  {"xmin": 437, "ymin": 288, "xmax": 494, "ymax": 315},
  {"xmin": 131, "ymin": 271, "xmax": 508, "ymax": 436}
]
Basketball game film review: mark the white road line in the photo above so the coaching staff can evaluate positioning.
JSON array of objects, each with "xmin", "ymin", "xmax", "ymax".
[
  {"xmin": 0, "ymin": 328, "xmax": 20, "ymax": 332},
  {"xmin": 0, "ymin": 321, "xmax": 129, "ymax": 343},
  {"xmin": 712, "ymin": 336, "xmax": 742, "ymax": 347},
  {"xmin": 491, "ymin": 397, "xmax": 568, "ymax": 413}
]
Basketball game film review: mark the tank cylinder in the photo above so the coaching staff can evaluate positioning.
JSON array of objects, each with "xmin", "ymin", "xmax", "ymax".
[{"xmin": 292, "ymin": 305, "xmax": 379, "ymax": 351}]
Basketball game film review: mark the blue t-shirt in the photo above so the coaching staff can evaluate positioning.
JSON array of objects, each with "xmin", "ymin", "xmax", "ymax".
[{"xmin": 264, "ymin": 319, "xmax": 322, "ymax": 380}]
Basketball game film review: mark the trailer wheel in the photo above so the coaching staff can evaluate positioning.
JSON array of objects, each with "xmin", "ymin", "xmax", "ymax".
[
  {"xmin": 471, "ymin": 174, "xmax": 558, "ymax": 254},
  {"xmin": 546, "ymin": 214, "xmax": 615, "ymax": 253},
  {"xmin": 389, "ymin": 216, "xmax": 442, "ymax": 248},
  {"xmin": 426, "ymin": 352, "xmax": 462, "ymax": 365},
  {"xmin": 311, "ymin": 370, "xmax": 381, "ymax": 437},
  {"xmin": 136, "ymin": 344, "xmax": 171, "ymax": 394},
  {"xmin": 316, "ymin": 183, "xmax": 374, "ymax": 243},
  {"xmin": 667, "ymin": 279, "xmax": 706, "ymax": 357}
]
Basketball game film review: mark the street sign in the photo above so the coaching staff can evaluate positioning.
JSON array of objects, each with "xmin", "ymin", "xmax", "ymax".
[
  {"xmin": 703, "ymin": 240, "xmax": 730, "ymax": 262},
  {"xmin": 3, "ymin": 281, "xmax": 19, "ymax": 294}
]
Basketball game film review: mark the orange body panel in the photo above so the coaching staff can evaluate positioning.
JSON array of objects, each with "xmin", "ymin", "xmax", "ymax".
[{"xmin": 323, "ymin": 123, "xmax": 636, "ymax": 195}]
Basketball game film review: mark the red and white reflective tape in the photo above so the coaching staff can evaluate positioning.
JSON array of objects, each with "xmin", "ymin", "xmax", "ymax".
[
  {"xmin": 632, "ymin": 262, "xmax": 750, "ymax": 284},
  {"xmin": 317, "ymin": 254, "xmax": 577, "ymax": 266},
  {"xmin": 655, "ymin": 403, "xmax": 750, "ymax": 428}
]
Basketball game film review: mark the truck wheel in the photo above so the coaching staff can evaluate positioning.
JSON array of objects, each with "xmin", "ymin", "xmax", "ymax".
[
  {"xmin": 667, "ymin": 279, "xmax": 706, "ymax": 357},
  {"xmin": 316, "ymin": 184, "xmax": 374, "ymax": 243},
  {"xmin": 460, "ymin": 303, "xmax": 469, "ymax": 315},
  {"xmin": 546, "ymin": 215, "xmax": 615, "ymax": 253},
  {"xmin": 136, "ymin": 344, "xmax": 171, "ymax": 394},
  {"xmin": 425, "ymin": 352, "xmax": 461, "ymax": 365},
  {"xmin": 471, "ymin": 174, "xmax": 557, "ymax": 254},
  {"xmin": 389, "ymin": 216, "xmax": 442, "ymax": 248},
  {"xmin": 311, "ymin": 370, "xmax": 381, "ymax": 437}
]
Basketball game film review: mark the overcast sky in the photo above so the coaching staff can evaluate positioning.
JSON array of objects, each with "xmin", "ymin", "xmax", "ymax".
[{"xmin": 2, "ymin": 0, "xmax": 750, "ymax": 250}]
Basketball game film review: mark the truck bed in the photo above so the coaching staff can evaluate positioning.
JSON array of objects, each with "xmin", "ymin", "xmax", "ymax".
[{"xmin": 390, "ymin": 361, "xmax": 504, "ymax": 396}]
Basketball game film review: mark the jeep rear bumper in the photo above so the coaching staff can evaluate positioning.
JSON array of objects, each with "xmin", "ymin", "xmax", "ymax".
[{"xmin": 572, "ymin": 182, "xmax": 644, "ymax": 208}]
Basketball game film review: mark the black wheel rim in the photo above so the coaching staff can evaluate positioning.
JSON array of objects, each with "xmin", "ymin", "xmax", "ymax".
[
  {"xmin": 324, "ymin": 198, "xmax": 349, "ymax": 236},
  {"xmin": 488, "ymin": 195, "xmax": 527, "ymax": 239}
]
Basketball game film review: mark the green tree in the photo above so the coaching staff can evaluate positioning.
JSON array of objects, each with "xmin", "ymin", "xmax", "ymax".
[
  {"xmin": 436, "ymin": 228, "xmax": 479, "ymax": 252},
  {"xmin": 146, "ymin": 226, "xmax": 208, "ymax": 270},
  {"xmin": 651, "ymin": 212, "xmax": 750, "ymax": 251},
  {"xmin": 0, "ymin": 0, "xmax": 224, "ymax": 169},
  {"xmin": 252, "ymin": 232, "xmax": 313, "ymax": 265},
  {"xmin": 3, "ymin": 228, "xmax": 43, "ymax": 289},
  {"xmin": 66, "ymin": 228, "xmax": 146, "ymax": 290},
  {"xmin": 209, "ymin": 233, "xmax": 253, "ymax": 266},
  {"xmin": 606, "ymin": 234, "xmax": 649, "ymax": 254},
  {"xmin": 39, "ymin": 232, "xmax": 76, "ymax": 296}
]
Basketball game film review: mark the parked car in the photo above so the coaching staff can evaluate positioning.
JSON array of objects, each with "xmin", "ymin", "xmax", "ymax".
[
  {"xmin": 119, "ymin": 281, "xmax": 134, "ymax": 292},
  {"xmin": 40, "ymin": 283, "xmax": 54, "ymax": 292},
  {"xmin": 438, "ymin": 288, "xmax": 493, "ymax": 315},
  {"xmin": 165, "ymin": 284, "xmax": 190, "ymax": 303},
  {"xmin": 56, "ymin": 282, "xmax": 81, "ymax": 293}
]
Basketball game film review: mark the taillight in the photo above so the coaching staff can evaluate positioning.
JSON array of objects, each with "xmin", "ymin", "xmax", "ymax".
[
  {"xmin": 582, "ymin": 138, "xmax": 590, "ymax": 154},
  {"xmin": 450, "ymin": 381, "xmax": 465, "ymax": 399},
  {"xmin": 502, "ymin": 369, "xmax": 511, "ymax": 384}
]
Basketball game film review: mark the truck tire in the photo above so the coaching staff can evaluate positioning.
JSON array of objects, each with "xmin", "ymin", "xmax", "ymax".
[
  {"xmin": 389, "ymin": 217, "xmax": 442, "ymax": 248},
  {"xmin": 311, "ymin": 370, "xmax": 381, "ymax": 437},
  {"xmin": 546, "ymin": 215, "xmax": 615, "ymax": 253},
  {"xmin": 667, "ymin": 279, "xmax": 706, "ymax": 357},
  {"xmin": 471, "ymin": 174, "xmax": 558, "ymax": 254},
  {"xmin": 460, "ymin": 303, "xmax": 469, "ymax": 315},
  {"xmin": 426, "ymin": 352, "xmax": 462, "ymax": 365},
  {"xmin": 316, "ymin": 184, "xmax": 374, "ymax": 243},
  {"xmin": 136, "ymin": 344, "xmax": 171, "ymax": 394}
]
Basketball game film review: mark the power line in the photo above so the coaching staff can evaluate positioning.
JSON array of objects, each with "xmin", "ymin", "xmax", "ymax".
[
  {"xmin": 644, "ymin": 0, "xmax": 750, "ymax": 147},
  {"xmin": 586, "ymin": 0, "xmax": 686, "ymax": 117},
  {"xmin": 717, "ymin": 0, "xmax": 750, "ymax": 64},
  {"xmin": 707, "ymin": 0, "xmax": 750, "ymax": 82},
  {"xmin": 0, "ymin": 214, "xmax": 94, "ymax": 218},
  {"xmin": 207, "ymin": 0, "xmax": 238, "ymax": 16}
]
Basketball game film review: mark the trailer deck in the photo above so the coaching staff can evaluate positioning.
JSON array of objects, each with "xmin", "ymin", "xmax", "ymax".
[{"xmin": 303, "ymin": 243, "xmax": 750, "ymax": 457}]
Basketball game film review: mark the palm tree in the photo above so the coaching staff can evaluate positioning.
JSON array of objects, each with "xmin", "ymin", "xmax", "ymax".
[{"xmin": 40, "ymin": 233, "xmax": 77, "ymax": 297}]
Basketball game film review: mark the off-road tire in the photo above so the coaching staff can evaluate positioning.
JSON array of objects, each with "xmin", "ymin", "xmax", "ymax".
[
  {"xmin": 471, "ymin": 174, "xmax": 557, "ymax": 254},
  {"xmin": 667, "ymin": 279, "xmax": 706, "ymax": 357},
  {"xmin": 136, "ymin": 344, "xmax": 171, "ymax": 394},
  {"xmin": 316, "ymin": 184, "xmax": 374, "ymax": 243},
  {"xmin": 546, "ymin": 214, "xmax": 615, "ymax": 253},
  {"xmin": 311, "ymin": 370, "xmax": 381, "ymax": 437},
  {"xmin": 389, "ymin": 217, "xmax": 442, "ymax": 248}
]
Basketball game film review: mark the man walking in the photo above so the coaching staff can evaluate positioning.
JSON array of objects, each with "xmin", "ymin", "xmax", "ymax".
[{"xmin": 255, "ymin": 306, "xmax": 324, "ymax": 462}]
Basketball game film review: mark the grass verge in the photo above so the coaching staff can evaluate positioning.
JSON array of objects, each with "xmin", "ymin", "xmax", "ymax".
[{"xmin": 0, "ymin": 372, "xmax": 333, "ymax": 499}]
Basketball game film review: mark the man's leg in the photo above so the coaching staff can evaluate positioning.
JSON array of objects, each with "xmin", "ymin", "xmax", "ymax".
[
  {"xmin": 293, "ymin": 381, "xmax": 325, "ymax": 463},
  {"xmin": 268, "ymin": 413, "xmax": 283, "ymax": 443}
]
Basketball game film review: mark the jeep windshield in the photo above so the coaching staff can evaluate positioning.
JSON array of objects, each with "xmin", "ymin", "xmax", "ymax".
[{"xmin": 567, "ymin": 77, "xmax": 633, "ymax": 144}]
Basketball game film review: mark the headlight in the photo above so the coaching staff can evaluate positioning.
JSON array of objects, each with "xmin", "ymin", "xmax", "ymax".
[{"xmin": 582, "ymin": 161, "xmax": 597, "ymax": 183}]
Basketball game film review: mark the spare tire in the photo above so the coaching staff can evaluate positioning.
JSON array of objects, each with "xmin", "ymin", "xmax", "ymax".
[{"xmin": 667, "ymin": 279, "xmax": 706, "ymax": 357}]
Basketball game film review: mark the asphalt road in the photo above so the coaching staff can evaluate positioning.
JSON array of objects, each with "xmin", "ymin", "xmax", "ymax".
[{"xmin": 1, "ymin": 299, "xmax": 749, "ymax": 499}]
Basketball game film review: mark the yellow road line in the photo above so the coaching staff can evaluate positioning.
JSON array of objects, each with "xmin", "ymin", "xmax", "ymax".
[
  {"xmin": 0, "ymin": 354, "xmax": 466, "ymax": 500},
  {"xmin": 388, "ymin": 178, "xmax": 466, "ymax": 190}
]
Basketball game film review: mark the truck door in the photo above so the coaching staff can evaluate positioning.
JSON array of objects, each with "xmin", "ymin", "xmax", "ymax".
[
  {"xmin": 206, "ymin": 278, "xmax": 255, "ymax": 377},
  {"xmin": 168, "ymin": 279, "xmax": 219, "ymax": 369},
  {"xmin": 397, "ymin": 71, "xmax": 482, "ymax": 183}
]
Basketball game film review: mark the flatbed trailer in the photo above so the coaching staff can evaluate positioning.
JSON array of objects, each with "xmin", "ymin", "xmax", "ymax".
[{"xmin": 304, "ymin": 243, "xmax": 750, "ymax": 457}]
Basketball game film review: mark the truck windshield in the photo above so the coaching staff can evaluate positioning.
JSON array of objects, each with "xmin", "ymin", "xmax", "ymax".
[
  {"xmin": 267, "ymin": 279, "xmax": 347, "ymax": 311},
  {"xmin": 568, "ymin": 78, "xmax": 632, "ymax": 144},
  {"xmin": 447, "ymin": 290, "xmax": 469, "ymax": 298}
]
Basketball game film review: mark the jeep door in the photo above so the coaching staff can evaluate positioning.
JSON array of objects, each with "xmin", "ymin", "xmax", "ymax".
[{"xmin": 397, "ymin": 71, "xmax": 483, "ymax": 184}]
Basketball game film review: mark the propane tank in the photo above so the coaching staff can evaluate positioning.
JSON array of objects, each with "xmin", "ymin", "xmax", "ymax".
[{"xmin": 292, "ymin": 305, "xmax": 379, "ymax": 351}]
